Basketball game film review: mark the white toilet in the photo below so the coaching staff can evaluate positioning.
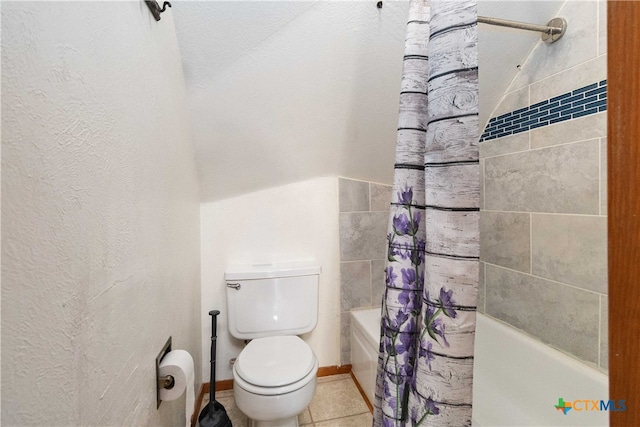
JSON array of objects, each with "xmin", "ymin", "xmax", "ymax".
[{"xmin": 225, "ymin": 262, "xmax": 321, "ymax": 427}]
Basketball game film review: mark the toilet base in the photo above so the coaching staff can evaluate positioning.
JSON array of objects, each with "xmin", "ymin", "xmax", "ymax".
[{"xmin": 233, "ymin": 368, "xmax": 317, "ymax": 425}]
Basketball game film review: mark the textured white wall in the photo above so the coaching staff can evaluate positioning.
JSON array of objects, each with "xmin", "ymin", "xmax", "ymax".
[
  {"xmin": 1, "ymin": 3, "xmax": 201, "ymax": 425},
  {"xmin": 200, "ymin": 177, "xmax": 341, "ymax": 382}
]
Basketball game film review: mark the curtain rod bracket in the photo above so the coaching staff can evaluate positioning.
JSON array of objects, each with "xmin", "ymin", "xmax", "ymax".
[{"xmin": 478, "ymin": 16, "xmax": 567, "ymax": 44}]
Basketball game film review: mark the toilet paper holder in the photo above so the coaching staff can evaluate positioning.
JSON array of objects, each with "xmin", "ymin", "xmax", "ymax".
[
  {"xmin": 156, "ymin": 336, "xmax": 174, "ymax": 408},
  {"xmin": 158, "ymin": 374, "xmax": 174, "ymax": 389}
]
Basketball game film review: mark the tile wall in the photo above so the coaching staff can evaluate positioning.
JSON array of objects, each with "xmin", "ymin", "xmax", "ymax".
[
  {"xmin": 479, "ymin": 0, "xmax": 608, "ymax": 371},
  {"xmin": 338, "ymin": 178, "xmax": 391, "ymax": 365}
]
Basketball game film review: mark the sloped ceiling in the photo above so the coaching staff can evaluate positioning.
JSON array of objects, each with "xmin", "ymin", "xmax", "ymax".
[{"xmin": 173, "ymin": 0, "xmax": 564, "ymax": 202}]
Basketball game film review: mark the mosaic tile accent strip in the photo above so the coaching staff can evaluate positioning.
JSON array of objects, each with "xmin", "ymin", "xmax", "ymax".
[{"xmin": 480, "ymin": 80, "xmax": 607, "ymax": 142}]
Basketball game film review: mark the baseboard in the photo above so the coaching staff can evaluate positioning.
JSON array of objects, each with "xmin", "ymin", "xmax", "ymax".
[
  {"xmin": 192, "ymin": 365, "xmax": 353, "ymax": 426},
  {"xmin": 350, "ymin": 371, "xmax": 373, "ymax": 413},
  {"xmin": 202, "ymin": 379, "xmax": 234, "ymax": 393},
  {"xmin": 317, "ymin": 364, "xmax": 352, "ymax": 377}
]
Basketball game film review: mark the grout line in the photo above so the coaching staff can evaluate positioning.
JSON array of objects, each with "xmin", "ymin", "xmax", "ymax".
[
  {"xmin": 483, "ymin": 262, "xmax": 607, "ymax": 298},
  {"xmin": 599, "ymin": 137, "xmax": 603, "ymax": 216},
  {"xmin": 482, "ymin": 209, "xmax": 603, "ymax": 218},
  {"xmin": 526, "ymin": 55, "xmax": 606, "ymax": 93},
  {"xmin": 596, "ymin": 0, "xmax": 600, "ymax": 56},
  {"xmin": 369, "ymin": 260, "xmax": 373, "ymax": 307},
  {"xmin": 481, "ymin": 135, "xmax": 603, "ymax": 161},
  {"xmin": 528, "ymin": 115, "xmax": 532, "ymax": 150},
  {"xmin": 597, "ymin": 294, "xmax": 602, "ymax": 368},
  {"xmin": 308, "ymin": 405, "xmax": 314, "ymax": 425},
  {"xmin": 529, "ymin": 212, "xmax": 533, "ymax": 275},
  {"xmin": 481, "ymin": 159, "xmax": 485, "ymax": 211},
  {"xmin": 482, "ymin": 261, "xmax": 487, "ymax": 313},
  {"xmin": 313, "ymin": 412, "xmax": 371, "ymax": 425},
  {"xmin": 596, "ymin": 0, "xmax": 601, "ymax": 57}
]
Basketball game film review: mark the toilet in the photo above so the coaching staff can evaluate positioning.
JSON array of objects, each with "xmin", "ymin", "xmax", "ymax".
[{"xmin": 225, "ymin": 262, "xmax": 321, "ymax": 427}]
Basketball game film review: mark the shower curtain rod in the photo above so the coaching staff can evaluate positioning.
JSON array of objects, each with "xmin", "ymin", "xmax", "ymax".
[{"xmin": 477, "ymin": 16, "xmax": 567, "ymax": 44}]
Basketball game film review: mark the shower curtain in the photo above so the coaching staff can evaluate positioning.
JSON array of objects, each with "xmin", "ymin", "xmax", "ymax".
[{"xmin": 373, "ymin": 0, "xmax": 479, "ymax": 426}]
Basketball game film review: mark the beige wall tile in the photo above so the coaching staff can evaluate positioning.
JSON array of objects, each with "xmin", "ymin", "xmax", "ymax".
[
  {"xmin": 600, "ymin": 137, "xmax": 607, "ymax": 215},
  {"xmin": 480, "ymin": 211, "xmax": 531, "ymax": 273},
  {"xmin": 600, "ymin": 295, "xmax": 608, "ymax": 371},
  {"xmin": 480, "ymin": 132, "xmax": 529, "ymax": 159},
  {"xmin": 532, "ymin": 214, "xmax": 607, "ymax": 293},
  {"xmin": 485, "ymin": 264, "xmax": 599, "ymax": 364},
  {"xmin": 478, "ymin": 261, "xmax": 485, "ymax": 313},
  {"xmin": 485, "ymin": 140, "xmax": 600, "ymax": 214},
  {"xmin": 529, "ymin": 56, "xmax": 607, "ymax": 105},
  {"xmin": 371, "ymin": 259, "xmax": 386, "ymax": 308},
  {"xmin": 480, "ymin": 159, "xmax": 485, "ymax": 210},
  {"xmin": 341, "ymin": 261, "xmax": 372, "ymax": 311},
  {"xmin": 340, "ymin": 312, "xmax": 352, "ymax": 366},
  {"xmin": 598, "ymin": 0, "xmax": 607, "ymax": 55},
  {"xmin": 530, "ymin": 114, "xmax": 606, "ymax": 149},
  {"xmin": 339, "ymin": 178, "xmax": 369, "ymax": 212},
  {"xmin": 339, "ymin": 212, "xmax": 388, "ymax": 261},
  {"xmin": 370, "ymin": 183, "xmax": 392, "ymax": 211}
]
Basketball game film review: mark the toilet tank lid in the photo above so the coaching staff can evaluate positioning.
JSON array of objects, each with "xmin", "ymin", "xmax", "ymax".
[{"xmin": 225, "ymin": 262, "xmax": 321, "ymax": 281}]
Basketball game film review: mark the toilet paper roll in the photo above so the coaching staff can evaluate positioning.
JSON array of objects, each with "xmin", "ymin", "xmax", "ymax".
[{"xmin": 159, "ymin": 349, "xmax": 195, "ymax": 427}]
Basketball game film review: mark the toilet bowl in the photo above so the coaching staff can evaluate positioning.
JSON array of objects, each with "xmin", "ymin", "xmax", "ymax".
[
  {"xmin": 233, "ymin": 336, "xmax": 318, "ymax": 427},
  {"xmin": 225, "ymin": 263, "xmax": 321, "ymax": 426}
]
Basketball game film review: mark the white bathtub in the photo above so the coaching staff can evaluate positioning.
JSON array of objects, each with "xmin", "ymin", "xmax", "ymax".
[
  {"xmin": 351, "ymin": 308, "xmax": 382, "ymax": 406},
  {"xmin": 351, "ymin": 308, "xmax": 609, "ymax": 426}
]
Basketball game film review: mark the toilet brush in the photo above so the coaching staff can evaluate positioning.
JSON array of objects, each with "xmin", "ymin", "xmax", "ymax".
[{"xmin": 198, "ymin": 310, "xmax": 232, "ymax": 427}]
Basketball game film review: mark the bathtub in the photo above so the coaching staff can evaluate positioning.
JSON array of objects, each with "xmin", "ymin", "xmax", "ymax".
[
  {"xmin": 351, "ymin": 308, "xmax": 382, "ymax": 405},
  {"xmin": 351, "ymin": 308, "xmax": 609, "ymax": 426}
]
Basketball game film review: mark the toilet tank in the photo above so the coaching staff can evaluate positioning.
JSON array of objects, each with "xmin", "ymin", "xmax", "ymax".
[{"xmin": 225, "ymin": 262, "xmax": 321, "ymax": 340}]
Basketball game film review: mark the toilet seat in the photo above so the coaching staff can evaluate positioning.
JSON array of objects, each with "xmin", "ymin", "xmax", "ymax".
[{"xmin": 234, "ymin": 336, "xmax": 318, "ymax": 396}]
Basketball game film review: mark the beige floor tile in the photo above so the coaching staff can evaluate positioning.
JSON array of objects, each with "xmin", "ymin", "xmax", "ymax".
[
  {"xmin": 198, "ymin": 375, "xmax": 370, "ymax": 426},
  {"xmin": 315, "ymin": 412, "xmax": 372, "ymax": 426},
  {"xmin": 216, "ymin": 389, "xmax": 235, "ymax": 398},
  {"xmin": 298, "ymin": 408, "xmax": 313, "ymax": 425},
  {"xmin": 309, "ymin": 378, "xmax": 369, "ymax": 422},
  {"xmin": 199, "ymin": 389, "xmax": 248, "ymax": 426}
]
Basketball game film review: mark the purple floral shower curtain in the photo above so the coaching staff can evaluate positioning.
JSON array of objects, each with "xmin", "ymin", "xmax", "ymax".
[{"xmin": 373, "ymin": 0, "xmax": 479, "ymax": 426}]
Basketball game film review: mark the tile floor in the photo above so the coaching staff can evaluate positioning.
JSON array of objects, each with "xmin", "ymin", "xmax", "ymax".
[{"xmin": 199, "ymin": 374, "xmax": 372, "ymax": 426}]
